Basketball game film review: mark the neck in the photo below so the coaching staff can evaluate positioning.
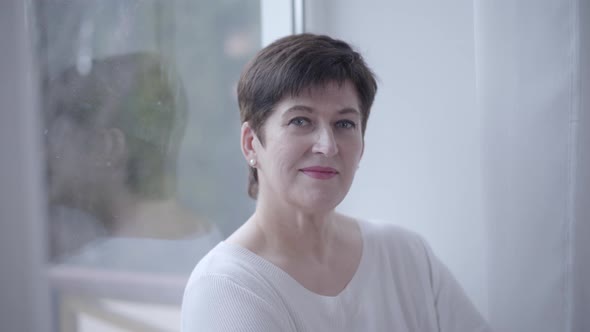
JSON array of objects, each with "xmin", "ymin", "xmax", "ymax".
[
  {"xmin": 95, "ymin": 184, "xmax": 192, "ymax": 238},
  {"xmin": 96, "ymin": 185, "xmax": 139, "ymax": 233},
  {"xmin": 248, "ymin": 193, "xmax": 341, "ymax": 262}
]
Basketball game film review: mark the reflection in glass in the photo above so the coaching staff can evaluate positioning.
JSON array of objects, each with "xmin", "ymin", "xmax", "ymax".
[
  {"xmin": 36, "ymin": 1, "xmax": 261, "ymax": 330},
  {"xmin": 45, "ymin": 52, "xmax": 220, "ymax": 268}
]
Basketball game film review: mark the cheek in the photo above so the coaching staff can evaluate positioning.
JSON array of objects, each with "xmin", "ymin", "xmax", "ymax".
[
  {"xmin": 268, "ymin": 136, "xmax": 304, "ymax": 163},
  {"xmin": 269, "ymin": 147, "xmax": 297, "ymax": 177},
  {"xmin": 343, "ymin": 137, "xmax": 364, "ymax": 160}
]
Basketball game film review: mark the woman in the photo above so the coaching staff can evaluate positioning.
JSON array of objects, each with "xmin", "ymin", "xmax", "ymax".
[{"xmin": 182, "ymin": 34, "xmax": 490, "ymax": 331}]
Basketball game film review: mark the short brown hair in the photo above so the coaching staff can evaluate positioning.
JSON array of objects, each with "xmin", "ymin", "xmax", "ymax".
[{"xmin": 237, "ymin": 33, "xmax": 378, "ymax": 198}]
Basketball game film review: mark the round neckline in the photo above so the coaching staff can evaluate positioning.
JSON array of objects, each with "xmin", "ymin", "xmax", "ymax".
[{"xmin": 219, "ymin": 219, "xmax": 367, "ymax": 300}]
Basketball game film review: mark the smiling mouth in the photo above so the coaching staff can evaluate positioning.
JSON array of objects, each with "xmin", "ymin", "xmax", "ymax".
[{"xmin": 300, "ymin": 166, "xmax": 339, "ymax": 180}]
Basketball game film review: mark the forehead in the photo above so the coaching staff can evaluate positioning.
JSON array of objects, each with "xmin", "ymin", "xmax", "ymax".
[{"xmin": 276, "ymin": 80, "xmax": 361, "ymax": 112}]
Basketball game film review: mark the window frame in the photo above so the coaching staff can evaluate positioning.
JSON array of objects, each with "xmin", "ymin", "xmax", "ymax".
[{"xmin": 0, "ymin": 0, "xmax": 53, "ymax": 331}]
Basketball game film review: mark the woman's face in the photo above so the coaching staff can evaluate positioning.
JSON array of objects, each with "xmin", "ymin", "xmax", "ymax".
[{"xmin": 250, "ymin": 80, "xmax": 364, "ymax": 213}]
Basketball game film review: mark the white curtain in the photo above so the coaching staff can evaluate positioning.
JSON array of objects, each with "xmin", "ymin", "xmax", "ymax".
[{"xmin": 475, "ymin": 0, "xmax": 588, "ymax": 331}]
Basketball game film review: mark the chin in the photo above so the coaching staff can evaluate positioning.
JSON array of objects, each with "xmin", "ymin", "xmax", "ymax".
[{"xmin": 293, "ymin": 190, "xmax": 347, "ymax": 214}]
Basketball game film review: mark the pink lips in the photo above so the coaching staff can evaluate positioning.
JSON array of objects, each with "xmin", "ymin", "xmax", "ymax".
[{"xmin": 300, "ymin": 166, "xmax": 339, "ymax": 180}]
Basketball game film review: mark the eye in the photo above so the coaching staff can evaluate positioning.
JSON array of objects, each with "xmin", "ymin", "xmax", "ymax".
[
  {"xmin": 289, "ymin": 117, "xmax": 311, "ymax": 127},
  {"xmin": 335, "ymin": 119, "xmax": 356, "ymax": 129}
]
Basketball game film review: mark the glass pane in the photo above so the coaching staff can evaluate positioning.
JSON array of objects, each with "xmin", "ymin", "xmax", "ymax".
[{"xmin": 35, "ymin": 1, "xmax": 261, "ymax": 330}]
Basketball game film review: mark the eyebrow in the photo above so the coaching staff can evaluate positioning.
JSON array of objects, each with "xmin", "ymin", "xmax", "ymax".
[{"xmin": 284, "ymin": 105, "xmax": 361, "ymax": 116}]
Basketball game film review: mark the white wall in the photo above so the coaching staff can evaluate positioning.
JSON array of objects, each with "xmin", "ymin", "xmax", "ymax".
[{"xmin": 306, "ymin": 0, "xmax": 488, "ymax": 316}]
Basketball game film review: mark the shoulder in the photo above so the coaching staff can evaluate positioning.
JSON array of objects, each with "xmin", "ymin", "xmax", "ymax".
[
  {"xmin": 181, "ymin": 274, "xmax": 290, "ymax": 331},
  {"xmin": 355, "ymin": 219, "xmax": 491, "ymax": 331},
  {"xmin": 356, "ymin": 219, "xmax": 437, "ymax": 284},
  {"xmin": 358, "ymin": 219, "xmax": 430, "ymax": 256},
  {"xmin": 182, "ymin": 243, "xmax": 293, "ymax": 331},
  {"xmin": 184, "ymin": 242, "xmax": 272, "ymax": 296}
]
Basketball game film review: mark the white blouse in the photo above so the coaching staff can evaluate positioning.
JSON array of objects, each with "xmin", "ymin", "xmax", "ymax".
[{"xmin": 182, "ymin": 219, "xmax": 491, "ymax": 331}]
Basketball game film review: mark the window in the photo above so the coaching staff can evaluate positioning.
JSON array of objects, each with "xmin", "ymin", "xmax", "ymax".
[{"xmin": 29, "ymin": 1, "xmax": 296, "ymax": 330}]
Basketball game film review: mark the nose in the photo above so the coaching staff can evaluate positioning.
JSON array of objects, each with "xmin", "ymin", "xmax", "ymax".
[{"xmin": 312, "ymin": 126, "xmax": 338, "ymax": 157}]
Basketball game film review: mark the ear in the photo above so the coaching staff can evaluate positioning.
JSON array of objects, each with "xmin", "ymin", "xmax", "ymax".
[
  {"xmin": 100, "ymin": 128, "xmax": 127, "ymax": 167},
  {"xmin": 241, "ymin": 122, "xmax": 259, "ymax": 163}
]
